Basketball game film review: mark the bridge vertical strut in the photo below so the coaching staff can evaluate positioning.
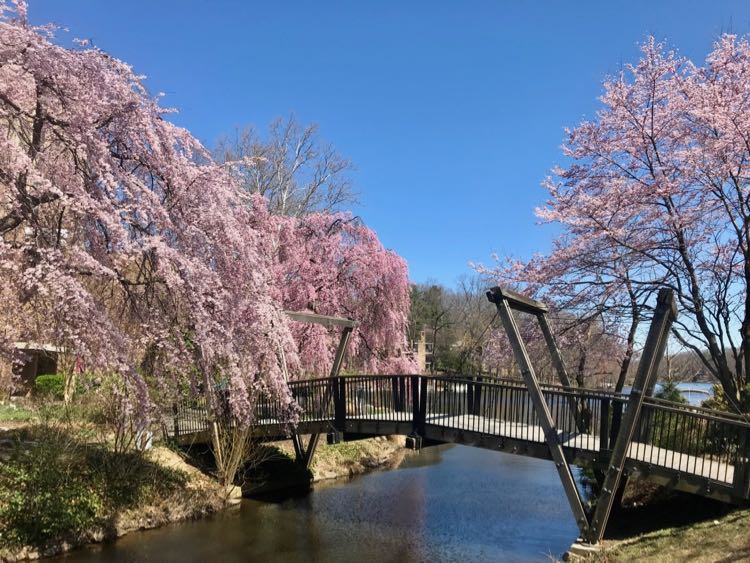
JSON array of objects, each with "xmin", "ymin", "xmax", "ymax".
[
  {"xmin": 285, "ymin": 311, "xmax": 355, "ymax": 468},
  {"xmin": 487, "ymin": 287, "xmax": 591, "ymax": 537},
  {"xmin": 587, "ymin": 288, "xmax": 677, "ymax": 544}
]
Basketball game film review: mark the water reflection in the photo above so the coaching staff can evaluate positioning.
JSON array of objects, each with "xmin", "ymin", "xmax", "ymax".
[{"xmin": 60, "ymin": 445, "xmax": 580, "ymax": 562}]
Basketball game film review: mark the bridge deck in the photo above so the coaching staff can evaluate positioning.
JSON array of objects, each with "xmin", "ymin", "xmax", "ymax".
[
  {"xmin": 418, "ymin": 412, "xmax": 735, "ymax": 484},
  {"xmin": 188, "ymin": 410, "xmax": 734, "ymax": 487}
]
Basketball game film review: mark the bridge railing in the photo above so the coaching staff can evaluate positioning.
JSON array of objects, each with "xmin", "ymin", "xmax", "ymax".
[
  {"xmin": 343, "ymin": 375, "xmax": 414, "ymax": 422},
  {"xmin": 171, "ymin": 395, "xmax": 211, "ymax": 437},
  {"xmin": 288, "ymin": 377, "xmax": 336, "ymax": 422},
  {"xmin": 423, "ymin": 375, "xmax": 628, "ymax": 452},
  {"xmin": 634, "ymin": 396, "xmax": 750, "ymax": 487}
]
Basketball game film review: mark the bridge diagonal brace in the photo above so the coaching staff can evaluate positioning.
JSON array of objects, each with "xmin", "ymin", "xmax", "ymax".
[
  {"xmin": 489, "ymin": 287, "xmax": 587, "ymax": 434},
  {"xmin": 537, "ymin": 312, "xmax": 574, "ymax": 388},
  {"xmin": 587, "ymin": 288, "xmax": 677, "ymax": 544},
  {"xmin": 291, "ymin": 432, "xmax": 323, "ymax": 469},
  {"xmin": 487, "ymin": 287, "xmax": 591, "ymax": 537},
  {"xmin": 536, "ymin": 311, "xmax": 588, "ymax": 434},
  {"xmin": 299, "ymin": 325, "xmax": 354, "ymax": 468}
]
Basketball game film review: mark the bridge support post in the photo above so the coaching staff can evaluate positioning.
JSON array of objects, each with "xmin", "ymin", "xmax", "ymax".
[
  {"xmin": 587, "ymin": 288, "xmax": 677, "ymax": 544},
  {"xmin": 301, "ymin": 325, "xmax": 353, "ymax": 466},
  {"xmin": 334, "ymin": 376, "xmax": 346, "ymax": 433},
  {"xmin": 399, "ymin": 377, "xmax": 407, "ymax": 412},
  {"xmin": 172, "ymin": 403, "xmax": 180, "ymax": 440},
  {"xmin": 467, "ymin": 378, "xmax": 475, "ymax": 415},
  {"xmin": 418, "ymin": 377, "xmax": 428, "ymax": 436},
  {"xmin": 392, "ymin": 376, "xmax": 407, "ymax": 412},
  {"xmin": 599, "ymin": 398, "xmax": 610, "ymax": 453},
  {"xmin": 474, "ymin": 377, "xmax": 483, "ymax": 416},
  {"xmin": 466, "ymin": 376, "xmax": 483, "ymax": 416},
  {"xmin": 733, "ymin": 426, "xmax": 750, "ymax": 499},
  {"xmin": 410, "ymin": 375, "xmax": 421, "ymax": 437},
  {"xmin": 609, "ymin": 401, "xmax": 623, "ymax": 450},
  {"xmin": 487, "ymin": 287, "xmax": 591, "ymax": 538}
]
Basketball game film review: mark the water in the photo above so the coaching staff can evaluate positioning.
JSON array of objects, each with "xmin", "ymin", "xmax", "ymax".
[
  {"xmin": 673, "ymin": 382, "xmax": 714, "ymax": 406},
  {"xmin": 59, "ymin": 445, "xmax": 581, "ymax": 562},
  {"xmin": 621, "ymin": 382, "xmax": 715, "ymax": 406}
]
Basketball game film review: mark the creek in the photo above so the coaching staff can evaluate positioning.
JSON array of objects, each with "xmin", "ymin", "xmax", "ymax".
[{"xmin": 59, "ymin": 444, "xmax": 583, "ymax": 562}]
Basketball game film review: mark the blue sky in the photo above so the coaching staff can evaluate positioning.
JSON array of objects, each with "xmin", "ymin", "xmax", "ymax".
[{"xmin": 28, "ymin": 1, "xmax": 750, "ymax": 287}]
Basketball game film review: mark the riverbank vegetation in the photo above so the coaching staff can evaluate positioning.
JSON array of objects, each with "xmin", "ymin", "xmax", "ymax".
[
  {"xmin": 598, "ymin": 505, "xmax": 750, "ymax": 562},
  {"xmin": 0, "ymin": 395, "xmax": 407, "ymax": 559},
  {"xmin": 0, "ymin": 417, "xmax": 225, "ymax": 559}
]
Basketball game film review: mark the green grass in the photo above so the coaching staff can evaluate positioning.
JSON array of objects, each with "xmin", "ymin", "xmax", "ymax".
[
  {"xmin": 599, "ymin": 507, "xmax": 750, "ymax": 562},
  {"xmin": 313, "ymin": 440, "xmax": 369, "ymax": 467},
  {"xmin": 0, "ymin": 403, "xmax": 36, "ymax": 423}
]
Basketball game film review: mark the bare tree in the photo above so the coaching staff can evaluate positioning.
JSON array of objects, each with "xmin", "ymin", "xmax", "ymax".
[
  {"xmin": 215, "ymin": 115, "xmax": 357, "ymax": 216},
  {"xmin": 409, "ymin": 283, "xmax": 455, "ymax": 373},
  {"xmin": 445, "ymin": 274, "xmax": 498, "ymax": 373}
]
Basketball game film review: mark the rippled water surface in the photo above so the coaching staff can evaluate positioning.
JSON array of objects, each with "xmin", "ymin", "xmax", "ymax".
[{"xmin": 60, "ymin": 445, "xmax": 581, "ymax": 562}]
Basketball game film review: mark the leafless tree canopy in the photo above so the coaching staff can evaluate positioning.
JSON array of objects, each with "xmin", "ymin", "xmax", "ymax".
[{"xmin": 215, "ymin": 116, "xmax": 357, "ymax": 216}]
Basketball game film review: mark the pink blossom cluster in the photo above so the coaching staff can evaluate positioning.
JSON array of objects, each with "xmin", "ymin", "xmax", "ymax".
[
  {"xmin": 479, "ymin": 35, "xmax": 750, "ymax": 397},
  {"xmin": 253, "ymin": 207, "xmax": 418, "ymax": 377},
  {"xmin": 0, "ymin": 2, "xmax": 416, "ymax": 426},
  {"xmin": 0, "ymin": 3, "xmax": 293, "ymax": 425}
]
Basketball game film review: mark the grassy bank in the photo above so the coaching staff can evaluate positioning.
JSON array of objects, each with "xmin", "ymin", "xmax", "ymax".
[
  {"xmin": 0, "ymin": 403, "xmax": 36, "ymax": 426},
  {"xmin": 243, "ymin": 435, "xmax": 408, "ymax": 496},
  {"xmin": 0, "ymin": 423, "xmax": 225, "ymax": 561},
  {"xmin": 0, "ymin": 399, "xmax": 409, "ymax": 559},
  {"xmin": 598, "ymin": 505, "xmax": 750, "ymax": 562},
  {"xmin": 308, "ymin": 435, "xmax": 407, "ymax": 481}
]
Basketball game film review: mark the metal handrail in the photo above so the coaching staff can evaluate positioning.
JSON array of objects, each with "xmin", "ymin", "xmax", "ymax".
[{"xmin": 643, "ymin": 395, "xmax": 750, "ymax": 425}]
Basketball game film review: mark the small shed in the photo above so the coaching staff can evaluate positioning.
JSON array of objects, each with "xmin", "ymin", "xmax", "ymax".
[{"xmin": 12, "ymin": 342, "xmax": 62, "ymax": 393}]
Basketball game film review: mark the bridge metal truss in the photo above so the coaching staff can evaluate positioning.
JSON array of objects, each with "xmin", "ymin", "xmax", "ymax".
[
  {"xmin": 486, "ymin": 286, "xmax": 591, "ymax": 537},
  {"xmin": 284, "ymin": 310, "xmax": 356, "ymax": 469},
  {"xmin": 168, "ymin": 288, "xmax": 750, "ymax": 546},
  {"xmin": 487, "ymin": 286, "xmax": 677, "ymax": 544}
]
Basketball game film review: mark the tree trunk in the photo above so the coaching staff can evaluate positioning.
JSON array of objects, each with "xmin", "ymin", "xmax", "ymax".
[{"xmin": 615, "ymin": 317, "xmax": 639, "ymax": 393}]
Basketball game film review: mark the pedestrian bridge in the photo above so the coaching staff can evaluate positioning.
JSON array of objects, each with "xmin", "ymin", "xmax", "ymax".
[
  {"xmin": 172, "ymin": 373, "xmax": 750, "ymax": 507},
  {"xmin": 167, "ymin": 287, "xmax": 750, "ymax": 544}
]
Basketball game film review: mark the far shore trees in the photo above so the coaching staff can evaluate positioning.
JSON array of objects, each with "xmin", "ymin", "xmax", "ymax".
[
  {"xmin": 481, "ymin": 35, "xmax": 750, "ymax": 407},
  {"xmin": 407, "ymin": 276, "xmax": 622, "ymax": 383}
]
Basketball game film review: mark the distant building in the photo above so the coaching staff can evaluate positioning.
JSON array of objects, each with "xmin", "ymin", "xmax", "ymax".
[{"xmin": 410, "ymin": 329, "xmax": 433, "ymax": 374}]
